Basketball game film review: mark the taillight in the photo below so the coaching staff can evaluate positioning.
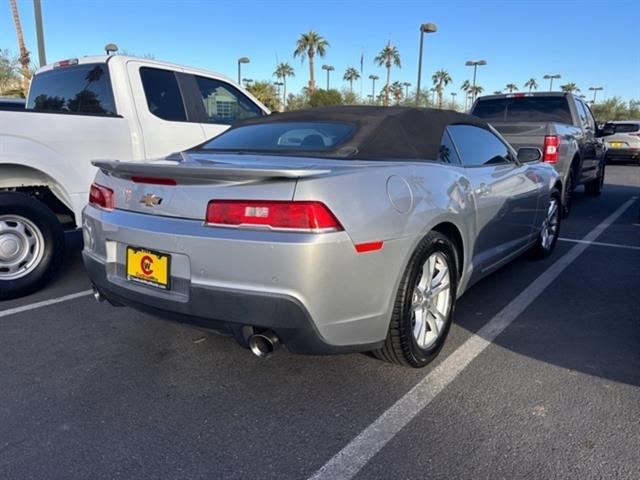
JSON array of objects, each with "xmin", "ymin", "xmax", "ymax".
[
  {"xmin": 89, "ymin": 183, "xmax": 115, "ymax": 211},
  {"xmin": 543, "ymin": 135, "xmax": 560, "ymax": 163},
  {"xmin": 205, "ymin": 200, "xmax": 343, "ymax": 232}
]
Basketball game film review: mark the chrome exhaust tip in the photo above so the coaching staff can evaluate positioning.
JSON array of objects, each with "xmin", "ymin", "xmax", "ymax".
[
  {"xmin": 92, "ymin": 287, "xmax": 105, "ymax": 303},
  {"xmin": 248, "ymin": 330, "xmax": 280, "ymax": 358}
]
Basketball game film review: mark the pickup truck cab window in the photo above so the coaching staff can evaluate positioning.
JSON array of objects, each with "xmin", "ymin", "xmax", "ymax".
[
  {"xmin": 27, "ymin": 63, "xmax": 116, "ymax": 116},
  {"xmin": 194, "ymin": 75, "xmax": 263, "ymax": 125},
  {"xmin": 139, "ymin": 67, "xmax": 187, "ymax": 122},
  {"xmin": 574, "ymin": 99, "xmax": 589, "ymax": 128},
  {"xmin": 447, "ymin": 124, "xmax": 511, "ymax": 167}
]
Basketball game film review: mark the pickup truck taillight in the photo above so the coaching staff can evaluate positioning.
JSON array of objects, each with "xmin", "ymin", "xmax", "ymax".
[
  {"xmin": 205, "ymin": 200, "xmax": 343, "ymax": 232},
  {"xmin": 543, "ymin": 135, "xmax": 560, "ymax": 163},
  {"xmin": 89, "ymin": 183, "xmax": 115, "ymax": 211}
]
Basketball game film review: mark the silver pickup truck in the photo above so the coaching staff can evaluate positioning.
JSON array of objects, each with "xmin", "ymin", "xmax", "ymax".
[{"xmin": 471, "ymin": 92, "xmax": 606, "ymax": 216}]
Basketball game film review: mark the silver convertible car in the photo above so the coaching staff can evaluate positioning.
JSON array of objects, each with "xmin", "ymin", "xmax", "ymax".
[{"xmin": 83, "ymin": 107, "xmax": 561, "ymax": 368}]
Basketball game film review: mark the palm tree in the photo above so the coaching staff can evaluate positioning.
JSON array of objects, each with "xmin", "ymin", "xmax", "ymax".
[
  {"xmin": 560, "ymin": 82, "xmax": 580, "ymax": 93},
  {"xmin": 460, "ymin": 80, "xmax": 471, "ymax": 110},
  {"xmin": 273, "ymin": 62, "xmax": 295, "ymax": 108},
  {"xmin": 469, "ymin": 85, "xmax": 484, "ymax": 102},
  {"xmin": 432, "ymin": 69, "xmax": 452, "ymax": 108},
  {"xmin": 343, "ymin": 67, "xmax": 360, "ymax": 93},
  {"xmin": 374, "ymin": 42, "xmax": 401, "ymax": 107},
  {"xmin": 9, "ymin": 0, "xmax": 30, "ymax": 93},
  {"xmin": 390, "ymin": 81, "xmax": 404, "ymax": 105},
  {"xmin": 505, "ymin": 83, "xmax": 518, "ymax": 93},
  {"xmin": 293, "ymin": 31, "xmax": 329, "ymax": 96},
  {"xmin": 524, "ymin": 78, "xmax": 538, "ymax": 92}
]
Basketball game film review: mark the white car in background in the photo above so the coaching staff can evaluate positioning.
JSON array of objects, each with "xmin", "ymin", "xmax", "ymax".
[
  {"xmin": 0, "ymin": 55, "xmax": 268, "ymax": 299},
  {"xmin": 603, "ymin": 120, "xmax": 640, "ymax": 164}
]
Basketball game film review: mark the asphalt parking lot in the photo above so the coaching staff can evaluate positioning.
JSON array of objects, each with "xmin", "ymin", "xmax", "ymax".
[{"xmin": 1, "ymin": 165, "xmax": 639, "ymax": 480}]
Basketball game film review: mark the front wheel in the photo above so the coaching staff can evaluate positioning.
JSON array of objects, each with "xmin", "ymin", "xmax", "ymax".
[
  {"xmin": 0, "ymin": 193, "xmax": 65, "ymax": 300},
  {"xmin": 372, "ymin": 231, "xmax": 458, "ymax": 368},
  {"xmin": 530, "ymin": 190, "xmax": 561, "ymax": 259},
  {"xmin": 585, "ymin": 162, "xmax": 605, "ymax": 196}
]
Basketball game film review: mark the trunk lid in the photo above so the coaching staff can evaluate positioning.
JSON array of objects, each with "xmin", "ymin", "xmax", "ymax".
[{"xmin": 93, "ymin": 152, "xmax": 353, "ymax": 220}]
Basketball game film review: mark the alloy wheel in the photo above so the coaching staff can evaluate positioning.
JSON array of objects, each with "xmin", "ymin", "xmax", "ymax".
[
  {"xmin": 541, "ymin": 197, "xmax": 560, "ymax": 250},
  {"xmin": 411, "ymin": 251, "xmax": 452, "ymax": 349}
]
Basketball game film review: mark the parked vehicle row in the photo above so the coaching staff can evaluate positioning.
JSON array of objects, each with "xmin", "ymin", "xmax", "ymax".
[
  {"xmin": 83, "ymin": 106, "xmax": 562, "ymax": 367},
  {"xmin": 470, "ymin": 92, "xmax": 606, "ymax": 216},
  {"xmin": 0, "ymin": 55, "xmax": 268, "ymax": 299}
]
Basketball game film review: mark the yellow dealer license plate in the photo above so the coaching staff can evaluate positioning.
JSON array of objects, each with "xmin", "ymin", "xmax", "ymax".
[
  {"xmin": 126, "ymin": 247, "xmax": 170, "ymax": 289},
  {"xmin": 610, "ymin": 142, "xmax": 625, "ymax": 148}
]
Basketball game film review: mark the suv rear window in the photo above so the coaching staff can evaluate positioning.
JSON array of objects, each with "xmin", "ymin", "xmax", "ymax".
[
  {"xmin": 610, "ymin": 123, "xmax": 640, "ymax": 133},
  {"xmin": 27, "ymin": 63, "xmax": 117, "ymax": 115},
  {"xmin": 472, "ymin": 97, "xmax": 572, "ymax": 124},
  {"xmin": 198, "ymin": 122, "xmax": 354, "ymax": 153}
]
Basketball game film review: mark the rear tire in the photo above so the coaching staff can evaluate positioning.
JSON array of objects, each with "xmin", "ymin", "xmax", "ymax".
[
  {"xmin": 371, "ymin": 231, "xmax": 458, "ymax": 368},
  {"xmin": 530, "ymin": 190, "xmax": 561, "ymax": 259},
  {"xmin": 0, "ymin": 193, "xmax": 65, "ymax": 300},
  {"xmin": 561, "ymin": 163, "xmax": 576, "ymax": 218},
  {"xmin": 585, "ymin": 162, "xmax": 605, "ymax": 196}
]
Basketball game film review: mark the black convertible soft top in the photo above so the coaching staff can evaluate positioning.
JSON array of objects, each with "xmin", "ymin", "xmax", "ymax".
[{"xmin": 220, "ymin": 105, "xmax": 491, "ymax": 160}]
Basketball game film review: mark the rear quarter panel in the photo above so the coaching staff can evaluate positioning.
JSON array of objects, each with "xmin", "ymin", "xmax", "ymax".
[{"xmin": 294, "ymin": 161, "xmax": 475, "ymax": 294}]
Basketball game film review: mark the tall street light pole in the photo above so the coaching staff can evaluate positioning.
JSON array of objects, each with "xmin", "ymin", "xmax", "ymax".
[
  {"xmin": 369, "ymin": 74, "xmax": 379, "ymax": 103},
  {"xmin": 543, "ymin": 73, "xmax": 561, "ymax": 91},
  {"xmin": 322, "ymin": 64, "xmax": 334, "ymax": 90},
  {"xmin": 416, "ymin": 22, "xmax": 437, "ymax": 106},
  {"xmin": 589, "ymin": 86, "xmax": 603, "ymax": 104},
  {"xmin": 33, "ymin": 0, "xmax": 46, "ymax": 67},
  {"xmin": 237, "ymin": 57, "xmax": 250, "ymax": 85},
  {"xmin": 465, "ymin": 59, "xmax": 487, "ymax": 103},
  {"xmin": 451, "ymin": 91, "xmax": 457, "ymax": 108}
]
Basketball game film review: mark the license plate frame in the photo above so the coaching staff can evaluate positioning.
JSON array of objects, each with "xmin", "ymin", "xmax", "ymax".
[{"xmin": 126, "ymin": 246, "xmax": 171, "ymax": 290}]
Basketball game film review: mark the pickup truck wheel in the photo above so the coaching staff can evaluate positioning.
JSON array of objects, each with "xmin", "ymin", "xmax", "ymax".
[
  {"xmin": 561, "ymin": 167, "xmax": 575, "ymax": 218},
  {"xmin": 371, "ymin": 232, "xmax": 458, "ymax": 368},
  {"xmin": 531, "ymin": 190, "xmax": 561, "ymax": 259},
  {"xmin": 0, "ymin": 193, "xmax": 65, "ymax": 300},
  {"xmin": 585, "ymin": 162, "xmax": 605, "ymax": 196}
]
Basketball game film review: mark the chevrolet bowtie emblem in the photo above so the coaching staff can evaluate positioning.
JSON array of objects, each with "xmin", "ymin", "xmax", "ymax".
[{"xmin": 140, "ymin": 193, "xmax": 162, "ymax": 207}]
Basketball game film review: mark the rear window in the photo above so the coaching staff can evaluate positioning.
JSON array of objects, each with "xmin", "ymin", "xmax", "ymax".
[
  {"xmin": 610, "ymin": 123, "xmax": 640, "ymax": 133},
  {"xmin": 27, "ymin": 63, "xmax": 117, "ymax": 115},
  {"xmin": 198, "ymin": 122, "xmax": 355, "ymax": 153},
  {"xmin": 472, "ymin": 97, "xmax": 572, "ymax": 124}
]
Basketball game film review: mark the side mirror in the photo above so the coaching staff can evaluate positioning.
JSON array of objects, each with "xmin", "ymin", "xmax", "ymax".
[
  {"xmin": 517, "ymin": 147, "xmax": 542, "ymax": 163},
  {"xmin": 601, "ymin": 124, "xmax": 616, "ymax": 137}
]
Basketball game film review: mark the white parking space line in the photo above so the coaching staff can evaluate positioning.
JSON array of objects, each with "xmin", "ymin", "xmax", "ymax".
[
  {"xmin": 559, "ymin": 237, "xmax": 640, "ymax": 251},
  {"xmin": 0, "ymin": 290, "xmax": 93, "ymax": 319},
  {"xmin": 309, "ymin": 195, "xmax": 639, "ymax": 480}
]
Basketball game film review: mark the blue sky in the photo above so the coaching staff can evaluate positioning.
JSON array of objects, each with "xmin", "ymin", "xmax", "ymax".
[{"xmin": 2, "ymin": 0, "xmax": 639, "ymax": 101}]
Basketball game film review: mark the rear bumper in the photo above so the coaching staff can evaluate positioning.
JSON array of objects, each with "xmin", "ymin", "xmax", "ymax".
[
  {"xmin": 84, "ymin": 252, "xmax": 380, "ymax": 354},
  {"xmin": 81, "ymin": 206, "xmax": 408, "ymax": 355},
  {"xmin": 606, "ymin": 148, "xmax": 640, "ymax": 161}
]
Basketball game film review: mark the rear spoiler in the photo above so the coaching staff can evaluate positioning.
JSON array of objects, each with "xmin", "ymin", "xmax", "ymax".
[{"xmin": 92, "ymin": 160, "xmax": 331, "ymax": 181}]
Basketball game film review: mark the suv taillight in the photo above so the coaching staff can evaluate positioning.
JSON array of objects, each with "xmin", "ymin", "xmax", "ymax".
[
  {"xmin": 89, "ymin": 183, "xmax": 115, "ymax": 210},
  {"xmin": 205, "ymin": 200, "xmax": 343, "ymax": 232},
  {"xmin": 543, "ymin": 135, "xmax": 560, "ymax": 163}
]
